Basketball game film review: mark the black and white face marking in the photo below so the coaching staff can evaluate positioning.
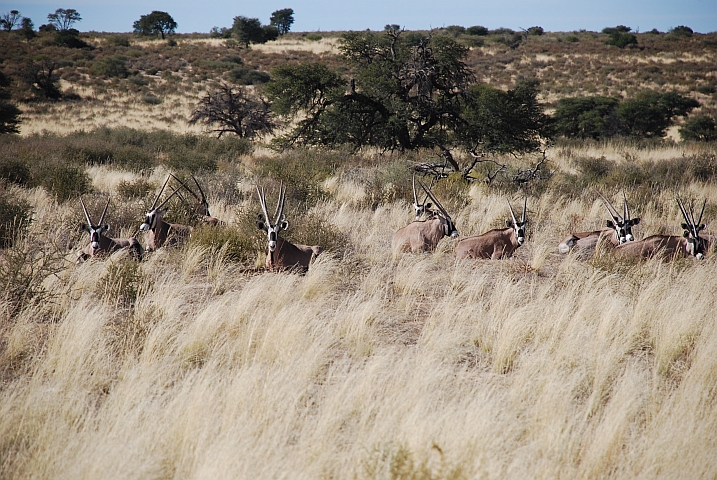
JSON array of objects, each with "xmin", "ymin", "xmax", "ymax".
[
  {"xmin": 678, "ymin": 197, "xmax": 707, "ymax": 260},
  {"xmin": 140, "ymin": 208, "xmax": 166, "ymax": 232},
  {"xmin": 607, "ymin": 217, "xmax": 641, "ymax": 244},
  {"xmin": 84, "ymin": 223, "xmax": 109, "ymax": 250},
  {"xmin": 256, "ymin": 183, "xmax": 289, "ymax": 253},
  {"xmin": 257, "ymin": 215, "xmax": 288, "ymax": 252},
  {"xmin": 507, "ymin": 198, "xmax": 528, "ymax": 245}
]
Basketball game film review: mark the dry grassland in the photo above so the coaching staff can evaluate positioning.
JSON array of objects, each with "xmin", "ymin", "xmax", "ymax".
[{"xmin": 2, "ymin": 140, "xmax": 717, "ymax": 479}]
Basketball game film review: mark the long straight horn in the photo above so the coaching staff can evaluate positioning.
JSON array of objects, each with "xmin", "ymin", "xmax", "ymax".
[
  {"xmin": 192, "ymin": 176, "xmax": 208, "ymax": 203},
  {"xmin": 80, "ymin": 197, "xmax": 93, "ymax": 225},
  {"xmin": 677, "ymin": 197, "xmax": 692, "ymax": 227},
  {"xmin": 622, "ymin": 191, "xmax": 630, "ymax": 222},
  {"xmin": 598, "ymin": 191, "xmax": 622, "ymax": 222},
  {"xmin": 256, "ymin": 185, "xmax": 271, "ymax": 225},
  {"xmin": 412, "ymin": 174, "xmax": 418, "ymax": 205},
  {"xmin": 170, "ymin": 173, "xmax": 200, "ymax": 201},
  {"xmin": 507, "ymin": 200, "xmax": 518, "ymax": 225},
  {"xmin": 155, "ymin": 187, "xmax": 181, "ymax": 211},
  {"xmin": 418, "ymin": 179, "xmax": 449, "ymax": 219},
  {"xmin": 696, "ymin": 199, "xmax": 706, "ymax": 227},
  {"xmin": 521, "ymin": 196, "xmax": 527, "ymax": 223},
  {"xmin": 98, "ymin": 197, "xmax": 111, "ymax": 226},
  {"xmin": 151, "ymin": 175, "xmax": 171, "ymax": 210},
  {"xmin": 275, "ymin": 182, "xmax": 286, "ymax": 223}
]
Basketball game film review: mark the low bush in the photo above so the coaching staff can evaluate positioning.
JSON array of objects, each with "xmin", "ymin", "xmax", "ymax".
[
  {"xmin": 0, "ymin": 188, "xmax": 32, "ymax": 248},
  {"xmin": 35, "ymin": 164, "xmax": 92, "ymax": 201}
]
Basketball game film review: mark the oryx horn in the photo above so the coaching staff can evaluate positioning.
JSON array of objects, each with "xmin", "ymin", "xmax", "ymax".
[
  {"xmin": 417, "ymin": 179, "xmax": 450, "ymax": 219},
  {"xmin": 256, "ymin": 185, "xmax": 272, "ymax": 226},
  {"xmin": 598, "ymin": 191, "xmax": 623, "ymax": 222},
  {"xmin": 274, "ymin": 181, "xmax": 286, "ymax": 224},
  {"xmin": 150, "ymin": 175, "xmax": 172, "ymax": 211},
  {"xmin": 98, "ymin": 197, "xmax": 111, "ymax": 226},
  {"xmin": 412, "ymin": 174, "xmax": 418, "ymax": 205},
  {"xmin": 507, "ymin": 200, "xmax": 518, "ymax": 225},
  {"xmin": 170, "ymin": 173, "xmax": 201, "ymax": 202},
  {"xmin": 622, "ymin": 191, "xmax": 630, "ymax": 222},
  {"xmin": 191, "ymin": 175, "xmax": 208, "ymax": 204},
  {"xmin": 521, "ymin": 196, "xmax": 527, "ymax": 224},
  {"xmin": 80, "ymin": 197, "xmax": 93, "ymax": 225}
]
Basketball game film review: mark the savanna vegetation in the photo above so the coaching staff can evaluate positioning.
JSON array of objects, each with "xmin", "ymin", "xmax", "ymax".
[{"xmin": 1, "ymin": 18, "xmax": 717, "ymax": 479}]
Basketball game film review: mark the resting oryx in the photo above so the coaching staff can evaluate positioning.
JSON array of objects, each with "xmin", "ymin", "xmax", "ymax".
[
  {"xmin": 77, "ymin": 197, "xmax": 143, "ymax": 264},
  {"xmin": 169, "ymin": 173, "xmax": 224, "ymax": 226},
  {"xmin": 411, "ymin": 174, "xmax": 437, "ymax": 220},
  {"xmin": 614, "ymin": 197, "xmax": 711, "ymax": 260},
  {"xmin": 392, "ymin": 179, "xmax": 459, "ymax": 253},
  {"xmin": 256, "ymin": 183, "xmax": 323, "ymax": 271},
  {"xmin": 558, "ymin": 192, "xmax": 641, "ymax": 254},
  {"xmin": 140, "ymin": 175, "xmax": 194, "ymax": 251},
  {"xmin": 455, "ymin": 198, "xmax": 528, "ymax": 260}
]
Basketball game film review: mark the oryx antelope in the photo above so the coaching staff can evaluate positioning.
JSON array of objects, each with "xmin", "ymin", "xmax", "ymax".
[
  {"xmin": 455, "ymin": 198, "xmax": 528, "ymax": 260},
  {"xmin": 77, "ymin": 197, "xmax": 143, "ymax": 264},
  {"xmin": 140, "ymin": 175, "xmax": 194, "ymax": 251},
  {"xmin": 558, "ymin": 192, "xmax": 641, "ymax": 254},
  {"xmin": 392, "ymin": 179, "xmax": 459, "ymax": 253},
  {"xmin": 614, "ymin": 198, "xmax": 711, "ymax": 260},
  {"xmin": 411, "ymin": 174, "xmax": 437, "ymax": 220},
  {"xmin": 256, "ymin": 183, "xmax": 323, "ymax": 271},
  {"xmin": 170, "ymin": 173, "xmax": 224, "ymax": 226}
]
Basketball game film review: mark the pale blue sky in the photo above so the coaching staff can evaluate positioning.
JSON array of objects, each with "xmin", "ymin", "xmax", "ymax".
[{"xmin": 4, "ymin": 0, "xmax": 717, "ymax": 34}]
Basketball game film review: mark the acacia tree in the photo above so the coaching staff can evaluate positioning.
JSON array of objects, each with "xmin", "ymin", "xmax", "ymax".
[
  {"xmin": 0, "ymin": 10, "xmax": 21, "ymax": 31},
  {"xmin": 133, "ymin": 11, "xmax": 177, "ymax": 39},
  {"xmin": 0, "ymin": 70, "xmax": 21, "ymax": 134},
  {"xmin": 47, "ymin": 8, "xmax": 81, "ymax": 31},
  {"xmin": 270, "ymin": 8, "xmax": 294, "ymax": 35},
  {"xmin": 189, "ymin": 83, "xmax": 275, "ymax": 138},
  {"xmin": 232, "ymin": 16, "xmax": 264, "ymax": 47}
]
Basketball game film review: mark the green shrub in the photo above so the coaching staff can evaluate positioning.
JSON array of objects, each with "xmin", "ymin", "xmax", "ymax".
[
  {"xmin": 679, "ymin": 115, "xmax": 717, "ymax": 142},
  {"xmin": 466, "ymin": 26, "xmax": 489, "ymax": 36},
  {"xmin": 304, "ymin": 33, "xmax": 322, "ymax": 41},
  {"xmin": 117, "ymin": 178, "xmax": 154, "ymax": 199},
  {"xmin": 91, "ymin": 55, "xmax": 129, "ymax": 78},
  {"xmin": 141, "ymin": 94, "xmax": 162, "ymax": 104},
  {"xmin": 283, "ymin": 210, "xmax": 349, "ymax": 256},
  {"xmin": 36, "ymin": 164, "xmax": 92, "ymax": 201},
  {"xmin": 229, "ymin": 66, "xmax": 270, "ymax": 85},
  {"xmin": 0, "ymin": 158, "xmax": 31, "ymax": 186}
]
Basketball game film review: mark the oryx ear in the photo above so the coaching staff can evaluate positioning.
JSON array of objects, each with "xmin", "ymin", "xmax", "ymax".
[
  {"xmin": 606, "ymin": 220, "xmax": 615, "ymax": 229},
  {"xmin": 281, "ymin": 220, "xmax": 289, "ymax": 230},
  {"xmin": 699, "ymin": 224, "xmax": 706, "ymax": 231},
  {"xmin": 681, "ymin": 223, "xmax": 689, "ymax": 230},
  {"xmin": 103, "ymin": 224, "xmax": 110, "ymax": 232},
  {"xmin": 506, "ymin": 219, "xmax": 513, "ymax": 228},
  {"xmin": 426, "ymin": 202, "xmax": 432, "ymax": 209},
  {"xmin": 256, "ymin": 221, "xmax": 266, "ymax": 231},
  {"xmin": 631, "ymin": 217, "xmax": 641, "ymax": 226},
  {"xmin": 683, "ymin": 230, "xmax": 690, "ymax": 238},
  {"xmin": 81, "ymin": 223, "xmax": 90, "ymax": 232}
]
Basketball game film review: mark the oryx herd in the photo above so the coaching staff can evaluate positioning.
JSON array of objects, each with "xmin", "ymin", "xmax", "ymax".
[{"xmin": 76, "ymin": 172, "xmax": 713, "ymax": 271}]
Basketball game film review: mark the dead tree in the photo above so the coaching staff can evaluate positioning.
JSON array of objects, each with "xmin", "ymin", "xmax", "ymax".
[{"xmin": 189, "ymin": 83, "xmax": 275, "ymax": 138}]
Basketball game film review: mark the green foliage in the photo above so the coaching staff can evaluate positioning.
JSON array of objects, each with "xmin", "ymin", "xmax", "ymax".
[
  {"xmin": 133, "ymin": 11, "xmax": 177, "ymax": 39},
  {"xmin": 283, "ymin": 209, "xmax": 348, "ymax": 256},
  {"xmin": 553, "ymin": 96, "xmax": 621, "ymax": 139},
  {"xmin": 304, "ymin": 33, "xmax": 322, "ymax": 41},
  {"xmin": 47, "ymin": 8, "xmax": 81, "ymax": 31},
  {"xmin": 232, "ymin": 16, "xmax": 264, "ymax": 47},
  {"xmin": 0, "ymin": 158, "xmax": 31, "ymax": 186},
  {"xmin": 679, "ymin": 115, "xmax": 717, "ymax": 142},
  {"xmin": 91, "ymin": 55, "xmax": 129, "ymax": 78},
  {"xmin": 262, "ymin": 25, "xmax": 279, "ymax": 42},
  {"xmin": 188, "ymin": 220, "xmax": 263, "ymax": 264},
  {"xmin": 229, "ymin": 66, "xmax": 270, "ymax": 85},
  {"xmin": 20, "ymin": 17, "xmax": 36, "ymax": 42},
  {"xmin": 606, "ymin": 32, "xmax": 637, "ymax": 48},
  {"xmin": 602, "ymin": 25, "xmax": 631, "ymax": 35},
  {"xmin": 0, "ymin": 9, "xmax": 21, "ymax": 31},
  {"xmin": 0, "ymin": 69, "xmax": 21, "ymax": 134},
  {"xmin": 618, "ymin": 91, "xmax": 699, "ymax": 138},
  {"xmin": 460, "ymin": 79, "xmax": 552, "ymax": 155},
  {"xmin": 443, "ymin": 25, "xmax": 465, "ymax": 38},
  {"xmin": 116, "ymin": 178, "xmax": 154, "ymax": 199},
  {"xmin": 670, "ymin": 26, "xmax": 693, "ymax": 37},
  {"xmin": 36, "ymin": 164, "xmax": 92, "ymax": 201},
  {"xmin": 466, "ymin": 26, "xmax": 488, "ymax": 36},
  {"xmin": 270, "ymin": 8, "xmax": 294, "ymax": 35},
  {"xmin": 54, "ymin": 28, "xmax": 89, "ymax": 48},
  {"xmin": 527, "ymin": 26, "xmax": 544, "ymax": 36}
]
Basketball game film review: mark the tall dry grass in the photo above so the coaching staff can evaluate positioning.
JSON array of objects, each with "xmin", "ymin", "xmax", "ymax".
[{"xmin": 2, "ymin": 144, "xmax": 717, "ymax": 479}]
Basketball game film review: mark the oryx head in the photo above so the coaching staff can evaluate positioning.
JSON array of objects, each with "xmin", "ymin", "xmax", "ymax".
[
  {"xmin": 678, "ymin": 197, "xmax": 708, "ymax": 259},
  {"xmin": 256, "ymin": 182, "xmax": 288, "ymax": 252},
  {"xmin": 140, "ymin": 175, "xmax": 180, "ymax": 232},
  {"xmin": 170, "ymin": 173, "xmax": 211, "ymax": 217},
  {"xmin": 600, "ymin": 191, "xmax": 640, "ymax": 244},
  {"xmin": 418, "ymin": 178, "xmax": 458, "ymax": 238},
  {"xmin": 80, "ymin": 196, "xmax": 110, "ymax": 252},
  {"xmin": 506, "ymin": 197, "xmax": 528, "ymax": 245},
  {"xmin": 412, "ymin": 174, "xmax": 433, "ymax": 220}
]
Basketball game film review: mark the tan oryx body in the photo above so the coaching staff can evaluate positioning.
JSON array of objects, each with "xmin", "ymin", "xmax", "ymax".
[
  {"xmin": 614, "ymin": 198, "xmax": 711, "ymax": 260},
  {"xmin": 455, "ymin": 198, "xmax": 528, "ymax": 260},
  {"xmin": 558, "ymin": 192, "xmax": 640, "ymax": 255},
  {"xmin": 77, "ymin": 197, "xmax": 143, "ymax": 264},
  {"xmin": 170, "ymin": 173, "xmax": 224, "ymax": 226},
  {"xmin": 140, "ymin": 175, "xmax": 194, "ymax": 252},
  {"xmin": 256, "ymin": 183, "xmax": 322, "ymax": 272},
  {"xmin": 392, "ymin": 179, "xmax": 458, "ymax": 253}
]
